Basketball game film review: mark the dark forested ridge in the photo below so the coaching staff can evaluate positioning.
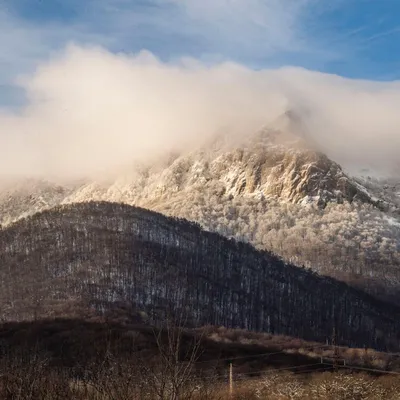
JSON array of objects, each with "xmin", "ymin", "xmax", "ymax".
[{"xmin": 0, "ymin": 201, "xmax": 399, "ymax": 351}]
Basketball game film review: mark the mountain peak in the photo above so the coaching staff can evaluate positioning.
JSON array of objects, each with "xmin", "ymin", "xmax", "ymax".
[{"xmin": 0, "ymin": 119, "xmax": 389, "ymax": 228}]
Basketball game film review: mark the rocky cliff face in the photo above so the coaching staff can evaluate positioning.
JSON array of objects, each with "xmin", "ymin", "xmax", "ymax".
[
  {"xmin": 179, "ymin": 141, "xmax": 372, "ymax": 207},
  {"xmin": 60, "ymin": 131, "xmax": 381, "ymax": 209}
]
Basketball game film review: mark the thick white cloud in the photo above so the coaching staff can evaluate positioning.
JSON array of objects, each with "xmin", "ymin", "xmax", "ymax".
[{"xmin": 0, "ymin": 45, "xmax": 399, "ymax": 182}]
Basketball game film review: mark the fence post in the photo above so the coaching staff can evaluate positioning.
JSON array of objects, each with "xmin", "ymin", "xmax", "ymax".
[{"xmin": 229, "ymin": 362, "xmax": 233, "ymax": 398}]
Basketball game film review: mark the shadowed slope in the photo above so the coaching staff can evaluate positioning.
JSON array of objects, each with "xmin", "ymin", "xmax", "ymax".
[{"xmin": 0, "ymin": 201, "xmax": 399, "ymax": 351}]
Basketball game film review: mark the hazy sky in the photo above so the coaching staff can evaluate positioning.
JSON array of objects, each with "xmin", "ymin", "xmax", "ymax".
[{"xmin": 0, "ymin": 1, "xmax": 399, "ymax": 180}]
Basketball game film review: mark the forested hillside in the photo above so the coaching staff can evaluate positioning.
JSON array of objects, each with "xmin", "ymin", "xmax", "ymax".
[{"xmin": 1, "ymin": 201, "xmax": 399, "ymax": 351}]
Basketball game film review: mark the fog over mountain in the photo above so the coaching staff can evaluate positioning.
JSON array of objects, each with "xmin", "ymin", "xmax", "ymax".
[{"xmin": 1, "ymin": 44, "xmax": 400, "ymax": 183}]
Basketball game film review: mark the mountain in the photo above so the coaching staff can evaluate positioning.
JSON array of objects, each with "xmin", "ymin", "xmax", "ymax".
[
  {"xmin": 1, "ymin": 201, "xmax": 400, "ymax": 351},
  {"xmin": 1, "ymin": 118, "xmax": 399, "ymax": 304}
]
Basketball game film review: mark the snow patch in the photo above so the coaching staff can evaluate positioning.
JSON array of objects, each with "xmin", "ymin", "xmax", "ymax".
[
  {"xmin": 384, "ymin": 215, "xmax": 400, "ymax": 228},
  {"xmin": 351, "ymin": 180, "xmax": 380, "ymax": 203}
]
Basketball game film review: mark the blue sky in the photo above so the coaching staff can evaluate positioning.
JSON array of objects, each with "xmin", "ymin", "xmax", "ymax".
[{"xmin": 1, "ymin": 0, "xmax": 400, "ymax": 107}]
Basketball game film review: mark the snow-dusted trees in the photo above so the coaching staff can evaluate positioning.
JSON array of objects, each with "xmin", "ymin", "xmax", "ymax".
[
  {"xmin": 155, "ymin": 186, "xmax": 400, "ymax": 303},
  {"xmin": 251, "ymin": 371, "xmax": 398, "ymax": 400},
  {"xmin": 0, "ymin": 202, "xmax": 399, "ymax": 351}
]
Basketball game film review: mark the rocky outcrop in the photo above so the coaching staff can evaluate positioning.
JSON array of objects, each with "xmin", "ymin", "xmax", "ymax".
[{"xmin": 128, "ymin": 136, "xmax": 377, "ymax": 208}]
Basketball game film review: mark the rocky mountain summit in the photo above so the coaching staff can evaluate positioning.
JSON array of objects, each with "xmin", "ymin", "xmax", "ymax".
[
  {"xmin": 0, "ymin": 117, "xmax": 390, "ymax": 227},
  {"xmin": 139, "ymin": 132, "xmax": 374, "ymax": 208}
]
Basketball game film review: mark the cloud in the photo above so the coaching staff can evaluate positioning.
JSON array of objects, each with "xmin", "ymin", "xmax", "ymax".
[
  {"xmin": 0, "ymin": 0, "xmax": 345, "ymax": 97},
  {"xmin": 2, "ymin": 0, "xmax": 399, "ymax": 111},
  {"xmin": 0, "ymin": 45, "xmax": 399, "ymax": 183},
  {"xmin": 0, "ymin": 45, "xmax": 287, "ymax": 180}
]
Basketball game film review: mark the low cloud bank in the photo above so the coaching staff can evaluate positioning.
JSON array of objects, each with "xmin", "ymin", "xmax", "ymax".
[{"xmin": 1, "ymin": 44, "xmax": 399, "ymax": 181}]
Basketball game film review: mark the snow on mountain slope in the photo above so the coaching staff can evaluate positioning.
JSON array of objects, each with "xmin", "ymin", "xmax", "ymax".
[
  {"xmin": 1, "ymin": 114, "xmax": 400, "ymax": 304},
  {"xmin": 352, "ymin": 175, "xmax": 400, "ymax": 212},
  {"xmin": 0, "ymin": 179, "xmax": 77, "ymax": 226},
  {"xmin": 60, "ymin": 128, "xmax": 388, "ymax": 209}
]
